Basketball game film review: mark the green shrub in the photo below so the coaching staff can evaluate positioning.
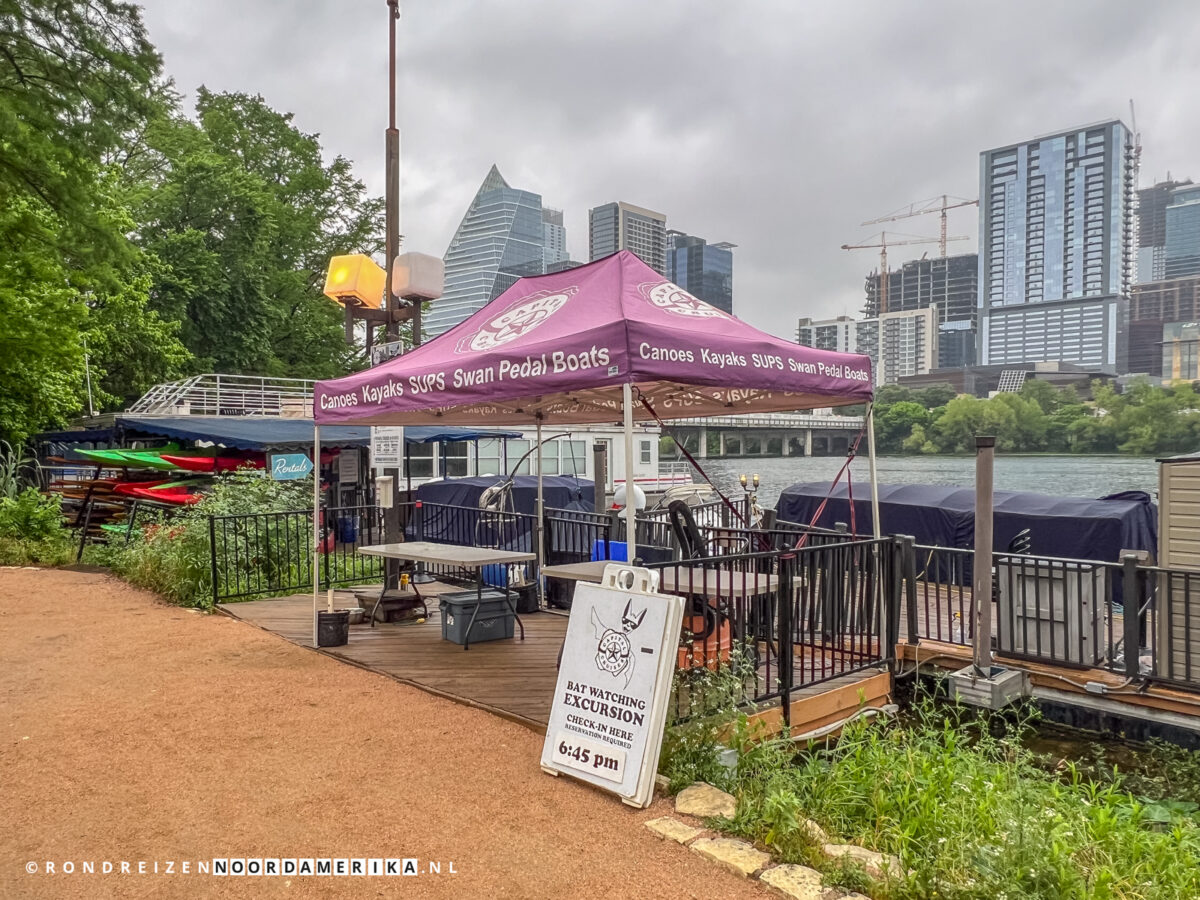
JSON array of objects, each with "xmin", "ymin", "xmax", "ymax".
[
  {"xmin": 659, "ymin": 642, "xmax": 761, "ymax": 794},
  {"xmin": 106, "ymin": 470, "xmax": 314, "ymax": 609},
  {"xmin": 0, "ymin": 488, "xmax": 73, "ymax": 565},
  {"xmin": 0, "ymin": 440, "xmax": 34, "ymax": 500}
]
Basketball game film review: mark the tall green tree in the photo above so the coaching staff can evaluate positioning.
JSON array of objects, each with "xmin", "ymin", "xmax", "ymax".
[
  {"xmin": 131, "ymin": 89, "xmax": 385, "ymax": 378},
  {"xmin": 0, "ymin": 0, "xmax": 187, "ymax": 441}
]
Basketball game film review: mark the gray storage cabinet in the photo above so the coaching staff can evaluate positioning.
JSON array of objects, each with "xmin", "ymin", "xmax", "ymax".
[
  {"xmin": 440, "ymin": 590, "xmax": 514, "ymax": 645},
  {"xmin": 996, "ymin": 560, "xmax": 1103, "ymax": 666}
]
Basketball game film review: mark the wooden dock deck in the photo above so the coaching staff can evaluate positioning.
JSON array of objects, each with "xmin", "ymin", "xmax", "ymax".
[
  {"xmin": 219, "ymin": 587, "xmax": 893, "ymax": 735},
  {"xmin": 220, "ymin": 586, "xmax": 567, "ymax": 731}
]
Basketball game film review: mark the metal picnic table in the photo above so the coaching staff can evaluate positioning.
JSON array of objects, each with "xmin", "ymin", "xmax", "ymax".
[{"xmin": 358, "ymin": 542, "xmax": 536, "ymax": 649}]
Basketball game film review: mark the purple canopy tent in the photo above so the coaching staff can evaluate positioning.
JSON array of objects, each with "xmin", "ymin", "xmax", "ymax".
[{"xmin": 310, "ymin": 251, "xmax": 877, "ymax": 642}]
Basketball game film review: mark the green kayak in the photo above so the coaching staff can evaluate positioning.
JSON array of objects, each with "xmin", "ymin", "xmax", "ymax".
[
  {"xmin": 76, "ymin": 448, "xmax": 136, "ymax": 466},
  {"xmin": 116, "ymin": 449, "xmax": 206, "ymax": 471},
  {"xmin": 77, "ymin": 446, "xmax": 215, "ymax": 472}
]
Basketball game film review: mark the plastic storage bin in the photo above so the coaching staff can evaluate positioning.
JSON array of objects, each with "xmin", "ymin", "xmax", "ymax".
[
  {"xmin": 336, "ymin": 516, "xmax": 358, "ymax": 543},
  {"xmin": 439, "ymin": 590, "xmax": 514, "ymax": 645}
]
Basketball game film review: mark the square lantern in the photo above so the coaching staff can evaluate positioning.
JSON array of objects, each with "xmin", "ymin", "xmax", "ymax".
[
  {"xmin": 391, "ymin": 252, "xmax": 444, "ymax": 301},
  {"xmin": 323, "ymin": 254, "xmax": 386, "ymax": 309}
]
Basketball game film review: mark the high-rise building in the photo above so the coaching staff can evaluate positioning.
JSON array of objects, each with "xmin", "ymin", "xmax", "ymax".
[
  {"xmin": 1163, "ymin": 322, "xmax": 1200, "ymax": 382},
  {"xmin": 863, "ymin": 253, "xmax": 978, "ymax": 369},
  {"xmin": 665, "ymin": 230, "xmax": 735, "ymax": 314},
  {"xmin": 796, "ymin": 316, "xmax": 857, "ymax": 353},
  {"xmin": 798, "ymin": 311, "xmax": 935, "ymax": 385},
  {"xmin": 937, "ymin": 320, "xmax": 976, "ymax": 369},
  {"xmin": 542, "ymin": 208, "xmax": 569, "ymax": 270},
  {"xmin": 1137, "ymin": 180, "xmax": 1191, "ymax": 282},
  {"xmin": 856, "ymin": 308, "xmax": 938, "ymax": 386},
  {"xmin": 1165, "ymin": 185, "xmax": 1200, "ymax": 279},
  {"xmin": 1128, "ymin": 275, "xmax": 1200, "ymax": 376},
  {"xmin": 863, "ymin": 253, "xmax": 978, "ymax": 322},
  {"xmin": 427, "ymin": 165, "xmax": 560, "ymax": 338},
  {"xmin": 977, "ymin": 120, "xmax": 1135, "ymax": 371},
  {"xmin": 588, "ymin": 201, "xmax": 667, "ymax": 274}
]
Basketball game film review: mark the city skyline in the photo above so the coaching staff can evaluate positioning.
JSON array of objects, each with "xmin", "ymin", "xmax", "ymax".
[{"xmin": 135, "ymin": 1, "xmax": 1200, "ymax": 340}]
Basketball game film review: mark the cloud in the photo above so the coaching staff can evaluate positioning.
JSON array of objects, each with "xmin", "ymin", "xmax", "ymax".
[{"xmin": 136, "ymin": 0, "xmax": 1200, "ymax": 336}]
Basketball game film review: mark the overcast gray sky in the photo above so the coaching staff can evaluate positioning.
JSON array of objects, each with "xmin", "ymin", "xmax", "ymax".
[{"xmin": 136, "ymin": 0, "xmax": 1200, "ymax": 338}]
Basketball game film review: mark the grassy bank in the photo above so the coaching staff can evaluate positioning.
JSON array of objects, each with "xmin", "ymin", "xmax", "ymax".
[{"xmin": 662, "ymin": 688, "xmax": 1200, "ymax": 899}]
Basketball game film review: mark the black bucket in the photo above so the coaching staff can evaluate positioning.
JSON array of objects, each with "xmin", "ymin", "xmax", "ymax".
[{"xmin": 317, "ymin": 610, "xmax": 350, "ymax": 647}]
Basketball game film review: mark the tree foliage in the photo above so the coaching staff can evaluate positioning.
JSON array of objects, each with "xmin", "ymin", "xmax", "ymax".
[
  {"xmin": 870, "ymin": 377, "xmax": 1200, "ymax": 457},
  {"xmin": 0, "ymin": 0, "xmax": 187, "ymax": 441},
  {"xmin": 0, "ymin": 2, "xmax": 384, "ymax": 443},
  {"xmin": 129, "ymin": 89, "xmax": 384, "ymax": 378}
]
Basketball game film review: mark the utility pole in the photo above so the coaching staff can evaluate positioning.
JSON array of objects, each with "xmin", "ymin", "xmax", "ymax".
[{"xmin": 384, "ymin": 0, "xmax": 401, "ymax": 344}]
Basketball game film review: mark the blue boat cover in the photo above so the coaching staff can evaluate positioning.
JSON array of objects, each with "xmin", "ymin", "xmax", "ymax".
[
  {"xmin": 409, "ymin": 475, "xmax": 594, "ymax": 546},
  {"xmin": 776, "ymin": 482, "xmax": 1158, "ymax": 562},
  {"xmin": 115, "ymin": 416, "xmax": 517, "ymax": 452}
]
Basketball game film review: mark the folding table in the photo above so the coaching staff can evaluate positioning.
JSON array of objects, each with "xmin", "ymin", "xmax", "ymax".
[{"xmin": 357, "ymin": 542, "xmax": 536, "ymax": 649}]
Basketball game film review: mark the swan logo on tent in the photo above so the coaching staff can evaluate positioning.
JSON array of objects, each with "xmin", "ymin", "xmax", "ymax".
[
  {"xmin": 458, "ymin": 288, "xmax": 575, "ymax": 353},
  {"xmin": 642, "ymin": 281, "xmax": 726, "ymax": 319}
]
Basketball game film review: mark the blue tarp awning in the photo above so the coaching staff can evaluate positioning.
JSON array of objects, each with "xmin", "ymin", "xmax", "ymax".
[{"xmin": 115, "ymin": 416, "xmax": 519, "ymax": 452}]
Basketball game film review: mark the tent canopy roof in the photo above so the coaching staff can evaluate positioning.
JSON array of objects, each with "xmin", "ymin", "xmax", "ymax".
[{"xmin": 314, "ymin": 251, "xmax": 873, "ymax": 426}]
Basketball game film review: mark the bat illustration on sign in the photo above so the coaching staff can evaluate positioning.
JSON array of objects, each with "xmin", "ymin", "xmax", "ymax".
[{"xmin": 591, "ymin": 601, "xmax": 647, "ymax": 687}]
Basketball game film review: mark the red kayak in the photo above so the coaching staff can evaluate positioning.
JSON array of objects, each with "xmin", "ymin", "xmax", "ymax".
[
  {"xmin": 128, "ymin": 486, "xmax": 205, "ymax": 506},
  {"xmin": 160, "ymin": 454, "xmax": 264, "ymax": 473},
  {"xmin": 112, "ymin": 479, "xmax": 170, "ymax": 497}
]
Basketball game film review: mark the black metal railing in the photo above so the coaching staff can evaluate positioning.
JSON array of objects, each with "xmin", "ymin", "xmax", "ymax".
[
  {"xmin": 902, "ymin": 544, "xmax": 1200, "ymax": 694},
  {"xmin": 208, "ymin": 505, "xmax": 386, "ymax": 605},
  {"xmin": 545, "ymin": 508, "xmax": 613, "ymax": 566},
  {"xmin": 646, "ymin": 536, "xmax": 896, "ymax": 723}
]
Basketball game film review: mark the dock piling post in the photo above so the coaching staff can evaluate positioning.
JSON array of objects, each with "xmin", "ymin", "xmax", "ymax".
[
  {"xmin": 1122, "ymin": 552, "xmax": 1142, "ymax": 678},
  {"xmin": 973, "ymin": 436, "xmax": 995, "ymax": 675}
]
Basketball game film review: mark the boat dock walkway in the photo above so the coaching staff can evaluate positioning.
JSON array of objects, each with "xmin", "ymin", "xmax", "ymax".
[{"xmin": 219, "ymin": 588, "xmax": 892, "ymax": 735}]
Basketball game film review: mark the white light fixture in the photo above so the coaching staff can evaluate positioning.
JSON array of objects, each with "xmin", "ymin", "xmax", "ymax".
[{"xmin": 391, "ymin": 252, "xmax": 444, "ymax": 301}]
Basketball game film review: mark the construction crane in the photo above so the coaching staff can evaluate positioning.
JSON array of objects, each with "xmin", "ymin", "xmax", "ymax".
[
  {"xmin": 840, "ymin": 231, "xmax": 968, "ymax": 315},
  {"xmin": 861, "ymin": 195, "xmax": 978, "ymax": 258}
]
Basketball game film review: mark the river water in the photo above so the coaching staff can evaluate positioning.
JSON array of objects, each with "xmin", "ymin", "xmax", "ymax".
[{"xmin": 693, "ymin": 455, "xmax": 1160, "ymax": 510}]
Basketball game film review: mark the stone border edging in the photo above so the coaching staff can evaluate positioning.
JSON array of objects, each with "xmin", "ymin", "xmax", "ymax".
[{"xmin": 644, "ymin": 782, "xmax": 880, "ymax": 900}]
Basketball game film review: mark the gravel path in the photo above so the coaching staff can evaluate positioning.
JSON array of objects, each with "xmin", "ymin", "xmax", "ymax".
[{"xmin": 0, "ymin": 568, "xmax": 769, "ymax": 899}]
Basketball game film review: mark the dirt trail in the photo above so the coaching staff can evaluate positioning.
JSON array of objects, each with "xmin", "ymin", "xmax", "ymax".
[{"xmin": 0, "ymin": 568, "xmax": 768, "ymax": 899}]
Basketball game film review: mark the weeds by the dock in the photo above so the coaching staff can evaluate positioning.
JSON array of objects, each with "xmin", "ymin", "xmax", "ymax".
[{"xmin": 661, "ymin": 681, "xmax": 1200, "ymax": 899}]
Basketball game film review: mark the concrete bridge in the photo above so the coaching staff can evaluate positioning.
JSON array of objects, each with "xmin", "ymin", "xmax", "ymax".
[{"xmin": 667, "ymin": 413, "xmax": 865, "ymax": 458}]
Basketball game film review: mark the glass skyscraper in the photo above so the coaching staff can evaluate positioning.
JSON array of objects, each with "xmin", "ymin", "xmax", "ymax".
[
  {"xmin": 426, "ymin": 165, "xmax": 560, "ymax": 338},
  {"xmin": 665, "ymin": 231, "xmax": 735, "ymax": 314},
  {"xmin": 542, "ymin": 207, "xmax": 569, "ymax": 270},
  {"xmin": 1165, "ymin": 186, "xmax": 1200, "ymax": 279},
  {"xmin": 977, "ymin": 120, "xmax": 1134, "ymax": 371}
]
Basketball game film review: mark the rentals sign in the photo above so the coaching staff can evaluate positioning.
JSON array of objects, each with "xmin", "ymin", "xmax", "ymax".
[
  {"xmin": 269, "ymin": 453, "xmax": 314, "ymax": 481},
  {"xmin": 540, "ymin": 565, "xmax": 683, "ymax": 808}
]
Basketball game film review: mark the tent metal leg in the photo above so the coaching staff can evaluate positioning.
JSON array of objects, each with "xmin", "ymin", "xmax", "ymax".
[
  {"xmin": 866, "ymin": 402, "xmax": 882, "ymax": 540},
  {"xmin": 623, "ymin": 383, "xmax": 636, "ymax": 560},
  {"xmin": 313, "ymin": 424, "xmax": 321, "ymax": 648},
  {"xmin": 536, "ymin": 418, "xmax": 546, "ymax": 608}
]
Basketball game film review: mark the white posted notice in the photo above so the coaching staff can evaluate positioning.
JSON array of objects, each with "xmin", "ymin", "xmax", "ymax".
[
  {"xmin": 540, "ymin": 565, "xmax": 684, "ymax": 808},
  {"xmin": 370, "ymin": 426, "xmax": 405, "ymax": 469}
]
